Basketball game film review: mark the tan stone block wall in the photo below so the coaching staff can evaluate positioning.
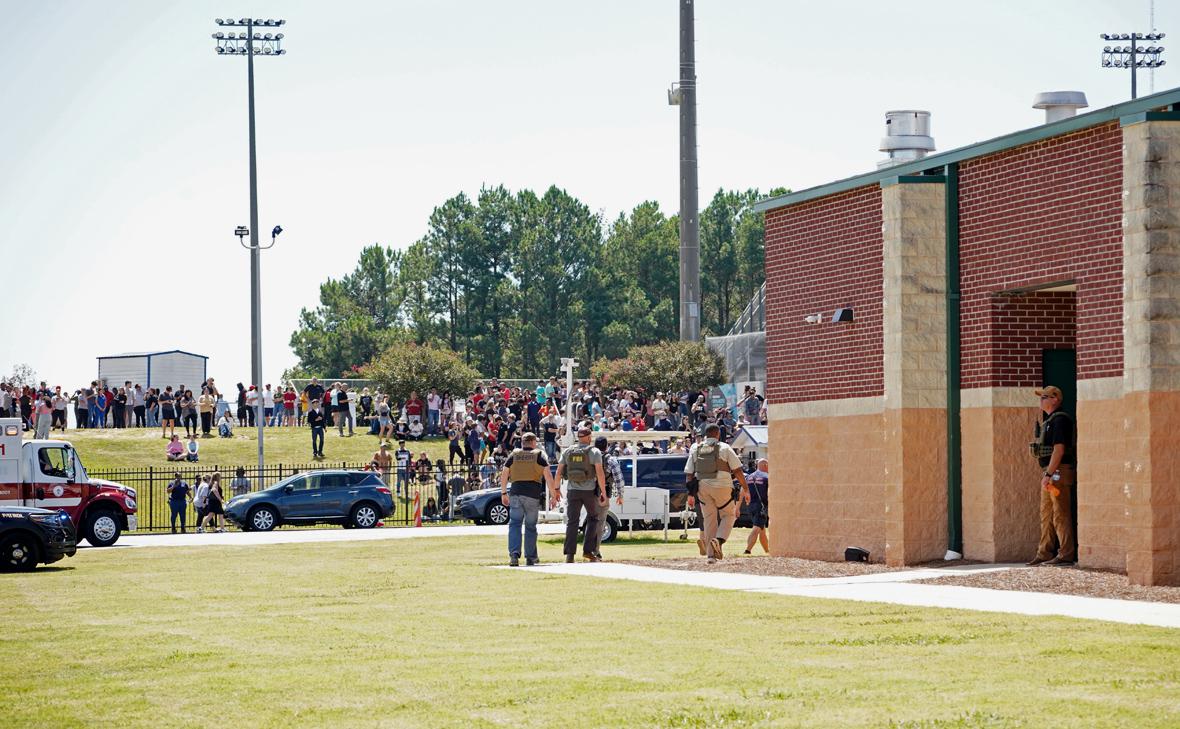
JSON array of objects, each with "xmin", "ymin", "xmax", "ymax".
[
  {"xmin": 768, "ymin": 411, "xmax": 887, "ymax": 562},
  {"xmin": 1123, "ymin": 390, "xmax": 1180, "ymax": 586},
  {"xmin": 884, "ymin": 408, "xmax": 947, "ymax": 565},
  {"xmin": 960, "ymin": 399, "xmax": 1040, "ymax": 562},
  {"xmin": 1076, "ymin": 391, "xmax": 1128, "ymax": 571}
]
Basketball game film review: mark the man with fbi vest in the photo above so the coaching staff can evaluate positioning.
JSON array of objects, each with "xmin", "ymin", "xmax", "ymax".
[
  {"xmin": 499, "ymin": 432, "xmax": 557, "ymax": 567},
  {"xmin": 685, "ymin": 423, "xmax": 749, "ymax": 563},
  {"xmin": 554, "ymin": 426, "xmax": 608, "ymax": 563}
]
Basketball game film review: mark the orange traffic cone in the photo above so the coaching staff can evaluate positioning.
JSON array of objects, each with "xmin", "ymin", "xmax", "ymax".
[{"xmin": 413, "ymin": 491, "xmax": 422, "ymax": 527}]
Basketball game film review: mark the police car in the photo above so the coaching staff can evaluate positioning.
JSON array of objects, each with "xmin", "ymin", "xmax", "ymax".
[{"xmin": 1, "ymin": 506, "xmax": 77, "ymax": 571}]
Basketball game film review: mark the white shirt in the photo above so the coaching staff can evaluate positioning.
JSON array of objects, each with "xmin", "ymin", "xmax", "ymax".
[
  {"xmin": 245, "ymin": 390, "xmax": 259, "ymax": 407},
  {"xmin": 427, "ymin": 393, "xmax": 441, "ymax": 411},
  {"xmin": 262, "ymin": 389, "xmax": 275, "ymax": 408}
]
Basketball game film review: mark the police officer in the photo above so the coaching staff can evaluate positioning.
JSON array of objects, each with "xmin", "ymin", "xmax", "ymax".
[
  {"xmin": 1028, "ymin": 385, "xmax": 1076, "ymax": 566},
  {"xmin": 555, "ymin": 426, "xmax": 607, "ymax": 562},
  {"xmin": 499, "ymin": 432, "xmax": 555, "ymax": 567},
  {"xmin": 685, "ymin": 423, "xmax": 748, "ymax": 562}
]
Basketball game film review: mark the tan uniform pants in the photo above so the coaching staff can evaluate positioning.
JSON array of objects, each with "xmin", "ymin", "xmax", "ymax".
[
  {"xmin": 698, "ymin": 484, "xmax": 738, "ymax": 558},
  {"xmin": 1035, "ymin": 464, "xmax": 1076, "ymax": 562}
]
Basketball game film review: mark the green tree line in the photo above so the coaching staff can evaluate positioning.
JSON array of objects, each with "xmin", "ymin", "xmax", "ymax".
[{"xmin": 289, "ymin": 184, "xmax": 783, "ymax": 379}]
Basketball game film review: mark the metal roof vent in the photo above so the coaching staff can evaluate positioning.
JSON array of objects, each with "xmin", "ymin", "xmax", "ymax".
[
  {"xmin": 878, "ymin": 110, "xmax": 935, "ymax": 170},
  {"xmin": 1032, "ymin": 91, "xmax": 1088, "ymax": 123}
]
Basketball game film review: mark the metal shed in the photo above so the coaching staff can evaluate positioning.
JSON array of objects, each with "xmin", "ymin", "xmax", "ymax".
[{"xmin": 96, "ymin": 350, "xmax": 208, "ymax": 390}]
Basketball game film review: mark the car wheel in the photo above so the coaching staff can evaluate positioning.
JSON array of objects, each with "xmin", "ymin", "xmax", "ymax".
[
  {"xmin": 0, "ymin": 534, "xmax": 38, "ymax": 571},
  {"xmin": 601, "ymin": 517, "xmax": 618, "ymax": 543},
  {"xmin": 84, "ymin": 509, "xmax": 122, "ymax": 547},
  {"xmin": 351, "ymin": 502, "xmax": 379, "ymax": 529},
  {"xmin": 249, "ymin": 506, "xmax": 278, "ymax": 532},
  {"xmin": 486, "ymin": 502, "xmax": 510, "ymax": 526}
]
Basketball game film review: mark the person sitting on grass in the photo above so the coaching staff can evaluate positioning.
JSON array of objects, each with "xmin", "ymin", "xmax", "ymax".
[
  {"xmin": 185, "ymin": 435, "xmax": 200, "ymax": 462},
  {"xmin": 166, "ymin": 434, "xmax": 185, "ymax": 461},
  {"xmin": 218, "ymin": 410, "xmax": 234, "ymax": 438}
]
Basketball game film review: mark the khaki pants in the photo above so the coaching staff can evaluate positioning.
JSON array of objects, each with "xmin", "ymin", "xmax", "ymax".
[
  {"xmin": 698, "ymin": 484, "xmax": 737, "ymax": 558},
  {"xmin": 1035, "ymin": 464, "xmax": 1076, "ymax": 562}
]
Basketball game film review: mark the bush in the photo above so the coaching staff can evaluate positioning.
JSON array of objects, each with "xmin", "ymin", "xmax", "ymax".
[
  {"xmin": 592, "ymin": 341, "xmax": 724, "ymax": 395},
  {"xmin": 362, "ymin": 344, "xmax": 481, "ymax": 403}
]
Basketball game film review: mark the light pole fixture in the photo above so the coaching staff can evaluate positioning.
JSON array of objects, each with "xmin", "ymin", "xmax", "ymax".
[
  {"xmin": 212, "ymin": 17, "xmax": 287, "ymax": 474},
  {"xmin": 1101, "ymin": 32, "xmax": 1165, "ymax": 100}
]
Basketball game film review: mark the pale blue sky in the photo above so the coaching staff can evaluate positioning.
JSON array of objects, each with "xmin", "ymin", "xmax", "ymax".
[{"xmin": 1, "ymin": 0, "xmax": 1174, "ymax": 388}]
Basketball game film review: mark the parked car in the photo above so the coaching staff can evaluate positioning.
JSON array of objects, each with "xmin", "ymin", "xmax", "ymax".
[
  {"xmin": 224, "ymin": 471, "xmax": 394, "ymax": 531},
  {"xmin": 0, "ymin": 506, "xmax": 77, "ymax": 571},
  {"xmin": 457, "ymin": 487, "xmax": 510, "ymax": 526}
]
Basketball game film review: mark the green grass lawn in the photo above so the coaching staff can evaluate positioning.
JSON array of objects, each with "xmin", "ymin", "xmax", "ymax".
[
  {"xmin": 2, "ymin": 535, "xmax": 1178, "ymax": 728},
  {"xmin": 45, "ymin": 426, "xmax": 453, "ymax": 471}
]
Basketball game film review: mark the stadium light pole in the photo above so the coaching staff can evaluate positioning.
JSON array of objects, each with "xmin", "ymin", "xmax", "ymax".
[
  {"xmin": 1100, "ymin": 32, "xmax": 1165, "ymax": 100},
  {"xmin": 213, "ymin": 17, "xmax": 287, "ymax": 473}
]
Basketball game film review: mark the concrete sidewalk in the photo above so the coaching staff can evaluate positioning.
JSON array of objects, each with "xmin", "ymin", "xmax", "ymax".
[
  {"xmin": 519, "ymin": 562, "xmax": 1180, "ymax": 629},
  {"xmin": 106, "ymin": 523, "xmax": 565, "ymax": 549}
]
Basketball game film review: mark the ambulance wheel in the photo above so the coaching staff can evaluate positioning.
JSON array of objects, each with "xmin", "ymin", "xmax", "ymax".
[
  {"xmin": 249, "ymin": 506, "xmax": 278, "ymax": 532},
  {"xmin": 84, "ymin": 509, "xmax": 122, "ymax": 547},
  {"xmin": 0, "ymin": 534, "xmax": 38, "ymax": 571},
  {"xmin": 486, "ymin": 502, "xmax": 509, "ymax": 526}
]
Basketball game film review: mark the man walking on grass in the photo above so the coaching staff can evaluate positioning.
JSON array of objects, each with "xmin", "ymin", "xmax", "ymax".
[
  {"xmin": 499, "ymin": 433, "xmax": 555, "ymax": 567},
  {"xmin": 554, "ymin": 426, "xmax": 607, "ymax": 563},
  {"xmin": 307, "ymin": 401, "xmax": 326, "ymax": 459},
  {"xmin": 685, "ymin": 424, "xmax": 749, "ymax": 563}
]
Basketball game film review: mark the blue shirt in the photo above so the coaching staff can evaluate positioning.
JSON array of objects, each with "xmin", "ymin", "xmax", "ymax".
[{"xmin": 747, "ymin": 469, "xmax": 769, "ymax": 507}]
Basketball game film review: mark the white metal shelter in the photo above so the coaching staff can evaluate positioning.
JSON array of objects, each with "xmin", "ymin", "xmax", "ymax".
[{"xmin": 96, "ymin": 350, "xmax": 208, "ymax": 390}]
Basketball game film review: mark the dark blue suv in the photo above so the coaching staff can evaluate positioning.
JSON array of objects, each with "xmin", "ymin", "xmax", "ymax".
[{"xmin": 224, "ymin": 470, "xmax": 394, "ymax": 531}]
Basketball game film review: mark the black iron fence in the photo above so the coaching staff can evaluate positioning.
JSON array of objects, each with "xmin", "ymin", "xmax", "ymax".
[{"xmin": 89, "ymin": 461, "xmax": 504, "ymax": 532}]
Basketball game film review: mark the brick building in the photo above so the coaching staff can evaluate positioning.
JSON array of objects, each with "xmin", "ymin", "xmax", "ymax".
[{"xmin": 755, "ymin": 89, "xmax": 1180, "ymax": 586}]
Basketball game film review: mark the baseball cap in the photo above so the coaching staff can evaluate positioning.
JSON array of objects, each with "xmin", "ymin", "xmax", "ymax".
[{"xmin": 1034, "ymin": 385, "xmax": 1063, "ymax": 399}]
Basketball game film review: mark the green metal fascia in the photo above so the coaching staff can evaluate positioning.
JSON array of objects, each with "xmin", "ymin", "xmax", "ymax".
[
  {"xmin": 754, "ymin": 86, "xmax": 1180, "ymax": 213},
  {"xmin": 1120, "ymin": 110, "xmax": 1180, "ymax": 126},
  {"xmin": 880, "ymin": 174, "xmax": 947, "ymax": 187},
  {"xmin": 944, "ymin": 162, "xmax": 962, "ymax": 555}
]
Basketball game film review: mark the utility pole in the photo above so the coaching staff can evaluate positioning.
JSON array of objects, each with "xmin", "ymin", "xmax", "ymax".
[
  {"xmin": 213, "ymin": 17, "xmax": 287, "ymax": 472},
  {"xmin": 560, "ymin": 357, "xmax": 579, "ymax": 449},
  {"xmin": 669, "ymin": 0, "xmax": 700, "ymax": 342}
]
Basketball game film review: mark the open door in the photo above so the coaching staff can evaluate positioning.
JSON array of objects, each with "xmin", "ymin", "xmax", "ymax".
[{"xmin": 1042, "ymin": 348, "xmax": 1078, "ymax": 550}]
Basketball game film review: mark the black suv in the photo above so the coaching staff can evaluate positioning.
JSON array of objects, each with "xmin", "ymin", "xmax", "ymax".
[{"xmin": 0, "ymin": 506, "xmax": 77, "ymax": 571}]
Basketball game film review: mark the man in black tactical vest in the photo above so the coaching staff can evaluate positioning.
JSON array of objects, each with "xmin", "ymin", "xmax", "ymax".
[
  {"xmin": 499, "ymin": 432, "xmax": 556, "ymax": 567},
  {"xmin": 685, "ymin": 424, "xmax": 749, "ymax": 563},
  {"xmin": 1028, "ymin": 385, "xmax": 1077, "ymax": 566},
  {"xmin": 555, "ymin": 426, "xmax": 607, "ymax": 562}
]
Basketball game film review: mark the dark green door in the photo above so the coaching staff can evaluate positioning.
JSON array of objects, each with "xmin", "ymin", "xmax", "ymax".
[{"xmin": 1041, "ymin": 349, "xmax": 1076, "ymax": 416}]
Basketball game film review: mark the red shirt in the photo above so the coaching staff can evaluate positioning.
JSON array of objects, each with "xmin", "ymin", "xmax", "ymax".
[
  {"xmin": 283, "ymin": 391, "xmax": 296, "ymax": 407},
  {"xmin": 405, "ymin": 398, "xmax": 424, "ymax": 416}
]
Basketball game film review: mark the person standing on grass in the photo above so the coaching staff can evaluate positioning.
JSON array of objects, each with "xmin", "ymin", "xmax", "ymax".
[
  {"xmin": 744, "ymin": 458, "xmax": 770, "ymax": 555},
  {"xmin": 555, "ymin": 426, "xmax": 608, "ymax": 563},
  {"xmin": 230, "ymin": 466, "xmax": 251, "ymax": 497},
  {"xmin": 307, "ymin": 400, "xmax": 326, "ymax": 459},
  {"xmin": 377, "ymin": 396, "xmax": 393, "ymax": 442},
  {"xmin": 283, "ymin": 385, "xmax": 297, "ymax": 426},
  {"xmin": 262, "ymin": 384, "xmax": 275, "ymax": 427},
  {"xmin": 34, "ymin": 397, "xmax": 53, "ymax": 439},
  {"xmin": 372, "ymin": 443, "xmax": 393, "ymax": 487},
  {"xmin": 159, "ymin": 386, "xmax": 177, "ymax": 438},
  {"xmin": 394, "ymin": 439, "xmax": 412, "ymax": 496},
  {"xmin": 500, "ymin": 432, "xmax": 555, "ymax": 567},
  {"xmin": 685, "ymin": 424, "xmax": 749, "ymax": 564},
  {"xmin": 198, "ymin": 387, "xmax": 215, "ymax": 437},
  {"xmin": 167, "ymin": 472, "xmax": 192, "ymax": 534},
  {"xmin": 336, "ymin": 384, "xmax": 354, "ymax": 437},
  {"xmin": 245, "ymin": 385, "xmax": 259, "ymax": 427},
  {"xmin": 193, "ymin": 475, "xmax": 210, "ymax": 530}
]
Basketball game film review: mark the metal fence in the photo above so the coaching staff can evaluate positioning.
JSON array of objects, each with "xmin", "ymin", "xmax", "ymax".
[{"xmin": 89, "ymin": 461, "xmax": 503, "ymax": 532}]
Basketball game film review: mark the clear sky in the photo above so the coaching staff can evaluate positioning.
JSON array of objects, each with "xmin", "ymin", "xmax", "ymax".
[{"xmin": 1, "ymin": 0, "xmax": 1174, "ymax": 389}]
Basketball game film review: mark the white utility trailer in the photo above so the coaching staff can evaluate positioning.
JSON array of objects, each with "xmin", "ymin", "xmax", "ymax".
[{"xmin": 540, "ymin": 430, "xmax": 691, "ymax": 542}]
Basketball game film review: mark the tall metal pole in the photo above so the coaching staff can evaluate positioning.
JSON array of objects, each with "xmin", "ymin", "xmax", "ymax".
[
  {"xmin": 246, "ymin": 19, "xmax": 264, "ymax": 472},
  {"xmin": 678, "ymin": 0, "xmax": 700, "ymax": 342},
  {"xmin": 1131, "ymin": 34, "xmax": 1138, "ymax": 99}
]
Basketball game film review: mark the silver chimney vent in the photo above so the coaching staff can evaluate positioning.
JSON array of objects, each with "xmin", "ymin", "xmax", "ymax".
[
  {"xmin": 1032, "ymin": 91, "xmax": 1088, "ymax": 123},
  {"xmin": 878, "ymin": 110, "xmax": 935, "ymax": 169}
]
